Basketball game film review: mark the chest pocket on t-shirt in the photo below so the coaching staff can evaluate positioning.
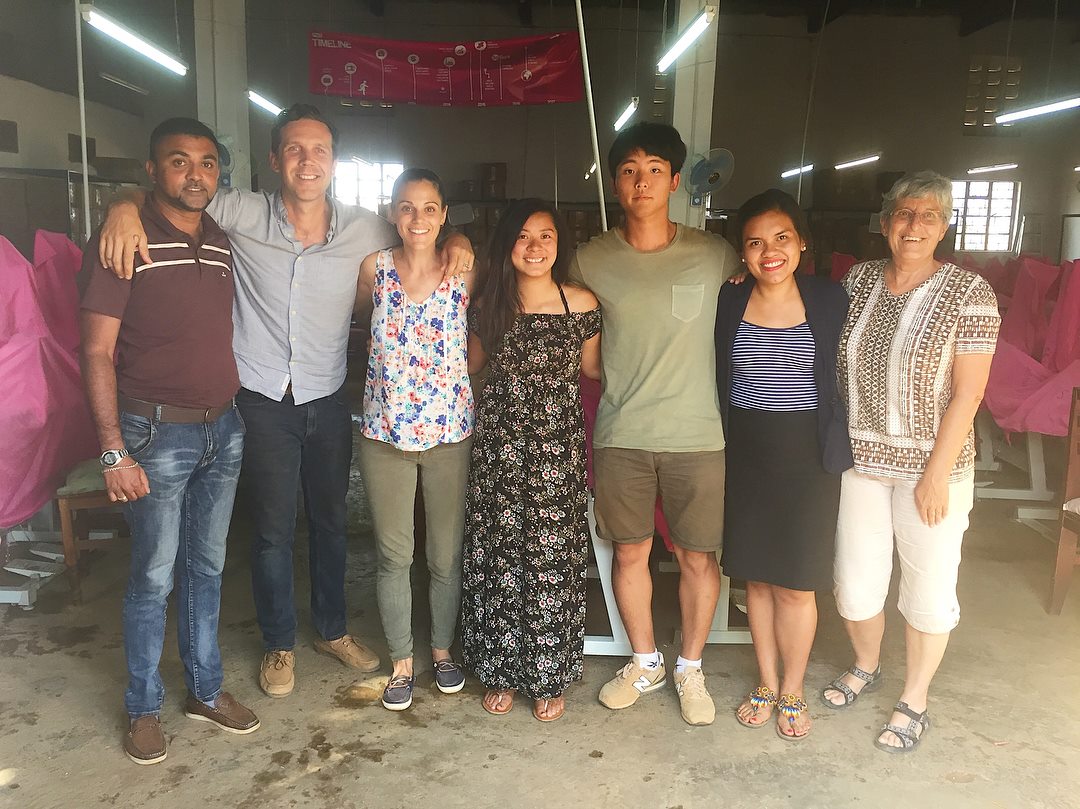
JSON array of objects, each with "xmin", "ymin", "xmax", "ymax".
[{"xmin": 671, "ymin": 284, "xmax": 705, "ymax": 322}]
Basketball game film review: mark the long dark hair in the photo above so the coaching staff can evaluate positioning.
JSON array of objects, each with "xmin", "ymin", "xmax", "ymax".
[{"xmin": 474, "ymin": 198, "xmax": 570, "ymax": 354}]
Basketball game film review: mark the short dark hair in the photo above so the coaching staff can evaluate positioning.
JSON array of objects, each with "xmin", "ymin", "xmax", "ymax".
[
  {"xmin": 735, "ymin": 188, "xmax": 812, "ymax": 248},
  {"xmin": 391, "ymin": 167, "xmax": 446, "ymax": 208},
  {"xmin": 148, "ymin": 117, "xmax": 220, "ymax": 162},
  {"xmin": 607, "ymin": 122, "xmax": 687, "ymax": 179},
  {"xmin": 270, "ymin": 103, "xmax": 338, "ymax": 154}
]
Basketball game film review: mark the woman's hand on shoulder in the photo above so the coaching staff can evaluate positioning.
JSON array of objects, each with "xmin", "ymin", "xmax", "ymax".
[{"xmin": 563, "ymin": 283, "xmax": 599, "ymax": 313}]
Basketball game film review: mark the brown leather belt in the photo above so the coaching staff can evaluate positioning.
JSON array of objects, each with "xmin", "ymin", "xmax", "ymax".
[{"xmin": 119, "ymin": 394, "xmax": 233, "ymax": 424}]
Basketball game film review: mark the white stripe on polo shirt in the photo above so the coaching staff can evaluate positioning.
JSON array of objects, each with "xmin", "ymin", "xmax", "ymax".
[
  {"xmin": 199, "ymin": 259, "xmax": 231, "ymax": 271},
  {"xmin": 200, "ymin": 244, "xmax": 232, "ymax": 255},
  {"xmin": 147, "ymin": 242, "xmax": 189, "ymax": 249},
  {"xmin": 134, "ymin": 258, "xmax": 197, "ymax": 273}
]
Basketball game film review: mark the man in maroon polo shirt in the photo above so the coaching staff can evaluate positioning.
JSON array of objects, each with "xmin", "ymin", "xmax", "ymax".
[{"xmin": 80, "ymin": 118, "xmax": 259, "ymax": 765}]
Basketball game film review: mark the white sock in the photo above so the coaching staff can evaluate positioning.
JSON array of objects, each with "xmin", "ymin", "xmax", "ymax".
[
  {"xmin": 675, "ymin": 656, "xmax": 701, "ymax": 675},
  {"xmin": 633, "ymin": 650, "xmax": 662, "ymax": 669}
]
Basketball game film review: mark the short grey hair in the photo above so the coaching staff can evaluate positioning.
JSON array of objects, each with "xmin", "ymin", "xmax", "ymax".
[{"xmin": 880, "ymin": 170, "xmax": 953, "ymax": 221}]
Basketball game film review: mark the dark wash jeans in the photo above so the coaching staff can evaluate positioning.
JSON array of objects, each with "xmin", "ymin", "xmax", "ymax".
[
  {"xmin": 236, "ymin": 386, "xmax": 352, "ymax": 651},
  {"xmin": 119, "ymin": 406, "xmax": 244, "ymax": 718}
]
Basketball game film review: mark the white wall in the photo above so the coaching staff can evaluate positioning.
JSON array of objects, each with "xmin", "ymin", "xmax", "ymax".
[
  {"xmin": 0, "ymin": 75, "xmax": 150, "ymax": 172},
  {"xmin": 711, "ymin": 14, "xmax": 1080, "ymax": 260},
  {"xmin": 10, "ymin": 3, "xmax": 1073, "ymax": 258},
  {"xmin": 244, "ymin": 0, "xmax": 665, "ymax": 203}
]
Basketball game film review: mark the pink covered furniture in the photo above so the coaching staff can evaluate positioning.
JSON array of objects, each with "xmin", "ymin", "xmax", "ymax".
[
  {"xmin": 0, "ymin": 233, "xmax": 97, "ymax": 530},
  {"xmin": 830, "ymin": 252, "xmax": 856, "ymax": 283},
  {"xmin": 985, "ymin": 259, "xmax": 1080, "ymax": 438}
]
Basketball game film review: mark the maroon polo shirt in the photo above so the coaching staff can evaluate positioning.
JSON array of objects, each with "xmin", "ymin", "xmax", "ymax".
[{"xmin": 81, "ymin": 198, "xmax": 240, "ymax": 409}]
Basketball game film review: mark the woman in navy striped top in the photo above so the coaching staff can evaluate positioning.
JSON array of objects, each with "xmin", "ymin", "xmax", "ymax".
[{"xmin": 715, "ymin": 189, "xmax": 851, "ymax": 741}]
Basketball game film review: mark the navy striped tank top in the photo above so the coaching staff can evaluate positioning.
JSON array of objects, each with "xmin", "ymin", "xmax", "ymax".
[{"xmin": 730, "ymin": 320, "xmax": 817, "ymax": 411}]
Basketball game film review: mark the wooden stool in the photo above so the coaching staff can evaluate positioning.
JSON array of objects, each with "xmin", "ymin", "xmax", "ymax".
[
  {"xmin": 1050, "ymin": 388, "xmax": 1080, "ymax": 614},
  {"xmin": 56, "ymin": 459, "xmax": 127, "ymax": 594}
]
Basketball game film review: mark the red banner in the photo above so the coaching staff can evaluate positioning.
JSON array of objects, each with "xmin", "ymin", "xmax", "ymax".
[{"xmin": 308, "ymin": 30, "xmax": 583, "ymax": 107}]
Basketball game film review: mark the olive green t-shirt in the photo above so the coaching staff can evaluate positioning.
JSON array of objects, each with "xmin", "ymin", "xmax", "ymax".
[{"xmin": 569, "ymin": 224, "xmax": 738, "ymax": 452}]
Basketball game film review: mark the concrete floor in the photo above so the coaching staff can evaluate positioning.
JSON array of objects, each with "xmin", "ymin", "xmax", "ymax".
[{"xmin": 2, "ymin": 453, "xmax": 1080, "ymax": 809}]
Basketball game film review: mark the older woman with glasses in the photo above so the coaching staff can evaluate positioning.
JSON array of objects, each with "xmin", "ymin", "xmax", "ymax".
[{"xmin": 821, "ymin": 171, "xmax": 1000, "ymax": 753}]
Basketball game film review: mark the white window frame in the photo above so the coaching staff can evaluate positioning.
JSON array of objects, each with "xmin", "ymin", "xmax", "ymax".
[
  {"xmin": 333, "ymin": 158, "xmax": 404, "ymax": 213},
  {"xmin": 952, "ymin": 179, "xmax": 1021, "ymax": 252}
]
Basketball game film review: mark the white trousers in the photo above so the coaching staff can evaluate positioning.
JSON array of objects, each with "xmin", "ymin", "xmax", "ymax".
[{"xmin": 833, "ymin": 469, "xmax": 975, "ymax": 634}]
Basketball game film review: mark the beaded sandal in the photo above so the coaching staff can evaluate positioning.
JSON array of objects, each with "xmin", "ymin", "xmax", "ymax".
[
  {"xmin": 874, "ymin": 701, "xmax": 930, "ymax": 754},
  {"xmin": 820, "ymin": 664, "xmax": 881, "ymax": 710},
  {"xmin": 775, "ymin": 694, "xmax": 810, "ymax": 740},
  {"xmin": 735, "ymin": 685, "xmax": 777, "ymax": 728}
]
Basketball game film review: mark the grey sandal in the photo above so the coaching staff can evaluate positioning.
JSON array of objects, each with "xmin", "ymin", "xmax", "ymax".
[
  {"xmin": 820, "ymin": 664, "xmax": 881, "ymax": 710},
  {"xmin": 874, "ymin": 701, "xmax": 930, "ymax": 753}
]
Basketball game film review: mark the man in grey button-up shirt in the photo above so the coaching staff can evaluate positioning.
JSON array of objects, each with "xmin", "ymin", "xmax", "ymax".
[{"xmin": 100, "ymin": 104, "xmax": 474, "ymax": 698}]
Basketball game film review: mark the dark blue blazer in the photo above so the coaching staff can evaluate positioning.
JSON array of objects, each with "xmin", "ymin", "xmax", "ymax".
[{"xmin": 714, "ymin": 273, "xmax": 854, "ymax": 474}]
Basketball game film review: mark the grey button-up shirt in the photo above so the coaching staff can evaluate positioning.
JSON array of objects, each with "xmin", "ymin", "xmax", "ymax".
[{"xmin": 207, "ymin": 187, "xmax": 396, "ymax": 405}]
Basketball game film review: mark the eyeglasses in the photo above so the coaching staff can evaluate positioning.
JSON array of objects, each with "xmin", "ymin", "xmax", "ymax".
[{"xmin": 890, "ymin": 208, "xmax": 946, "ymax": 226}]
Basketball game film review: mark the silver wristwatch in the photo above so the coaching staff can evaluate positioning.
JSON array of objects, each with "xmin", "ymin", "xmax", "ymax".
[{"xmin": 100, "ymin": 448, "xmax": 130, "ymax": 468}]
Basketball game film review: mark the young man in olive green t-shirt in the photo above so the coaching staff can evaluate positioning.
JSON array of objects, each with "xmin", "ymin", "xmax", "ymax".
[{"xmin": 569, "ymin": 122, "xmax": 738, "ymax": 726}]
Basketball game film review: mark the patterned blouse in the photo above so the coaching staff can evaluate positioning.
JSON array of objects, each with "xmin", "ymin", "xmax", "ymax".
[
  {"xmin": 838, "ymin": 259, "xmax": 999, "ymax": 482},
  {"xmin": 361, "ymin": 249, "xmax": 474, "ymax": 451}
]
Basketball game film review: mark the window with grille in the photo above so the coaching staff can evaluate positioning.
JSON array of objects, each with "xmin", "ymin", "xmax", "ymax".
[
  {"xmin": 951, "ymin": 180, "xmax": 1020, "ymax": 252},
  {"xmin": 333, "ymin": 159, "xmax": 404, "ymax": 213}
]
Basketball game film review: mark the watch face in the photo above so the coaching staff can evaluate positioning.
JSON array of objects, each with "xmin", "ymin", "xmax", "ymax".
[{"xmin": 101, "ymin": 450, "xmax": 124, "ymax": 466}]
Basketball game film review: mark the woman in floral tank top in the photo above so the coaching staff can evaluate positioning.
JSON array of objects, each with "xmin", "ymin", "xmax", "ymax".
[{"xmin": 356, "ymin": 168, "xmax": 477, "ymax": 712}]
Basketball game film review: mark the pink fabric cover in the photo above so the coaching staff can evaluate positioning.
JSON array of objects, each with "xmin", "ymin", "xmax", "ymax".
[
  {"xmin": 32, "ymin": 231, "xmax": 84, "ymax": 354},
  {"xmin": 580, "ymin": 374, "xmax": 674, "ymax": 552},
  {"xmin": 0, "ymin": 233, "xmax": 97, "ymax": 528},
  {"xmin": 830, "ymin": 253, "xmax": 856, "ymax": 283},
  {"xmin": 996, "ymin": 257, "xmax": 1060, "ymax": 359},
  {"xmin": 984, "ymin": 258, "xmax": 1080, "ymax": 437},
  {"xmin": 1042, "ymin": 261, "xmax": 1079, "ymax": 374}
]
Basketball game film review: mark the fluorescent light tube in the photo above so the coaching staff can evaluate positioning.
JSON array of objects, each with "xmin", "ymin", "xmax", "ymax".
[
  {"xmin": 1074, "ymin": 166, "xmax": 1080, "ymax": 172},
  {"xmin": 99, "ymin": 72, "xmax": 149, "ymax": 95},
  {"xmin": 967, "ymin": 163, "xmax": 1018, "ymax": 175},
  {"xmin": 834, "ymin": 155, "xmax": 880, "ymax": 171},
  {"xmin": 248, "ymin": 90, "xmax": 283, "ymax": 116},
  {"xmin": 780, "ymin": 163, "xmax": 814, "ymax": 179},
  {"xmin": 614, "ymin": 98, "xmax": 639, "ymax": 132},
  {"xmin": 657, "ymin": 7, "xmax": 715, "ymax": 73},
  {"xmin": 584, "ymin": 162, "xmax": 597, "ymax": 180},
  {"xmin": 80, "ymin": 6, "xmax": 188, "ymax": 76},
  {"xmin": 995, "ymin": 96, "xmax": 1080, "ymax": 124}
]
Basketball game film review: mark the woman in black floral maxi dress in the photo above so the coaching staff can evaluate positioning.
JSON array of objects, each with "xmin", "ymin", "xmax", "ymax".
[{"xmin": 461, "ymin": 199, "xmax": 601, "ymax": 722}]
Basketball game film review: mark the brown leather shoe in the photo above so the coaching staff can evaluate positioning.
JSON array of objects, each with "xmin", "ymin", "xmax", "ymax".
[
  {"xmin": 313, "ymin": 635, "xmax": 380, "ymax": 672},
  {"xmin": 260, "ymin": 650, "xmax": 295, "ymax": 697},
  {"xmin": 124, "ymin": 715, "xmax": 167, "ymax": 765},
  {"xmin": 183, "ymin": 692, "xmax": 261, "ymax": 734}
]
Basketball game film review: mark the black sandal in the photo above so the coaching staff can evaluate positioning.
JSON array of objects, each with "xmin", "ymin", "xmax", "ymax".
[
  {"xmin": 820, "ymin": 664, "xmax": 881, "ymax": 710},
  {"xmin": 874, "ymin": 701, "xmax": 930, "ymax": 754}
]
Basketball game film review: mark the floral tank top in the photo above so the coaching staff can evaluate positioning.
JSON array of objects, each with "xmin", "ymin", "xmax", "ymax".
[{"xmin": 362, "ymin": 248, "xmax": 474, "ymax": 450}]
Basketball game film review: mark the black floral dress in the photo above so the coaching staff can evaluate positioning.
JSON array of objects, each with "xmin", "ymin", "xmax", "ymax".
[{"xmin": 461, "ymin": 290, "xmax": 601, "ymax": 700}]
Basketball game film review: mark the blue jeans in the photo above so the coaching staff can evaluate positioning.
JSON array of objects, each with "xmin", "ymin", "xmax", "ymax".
[
  {"xmin": 120, "ymin": 406, "xmax": 244, "ymax": 718},
  {"xmin": 236, "ymin": 386, "xmax": 352, "ymax": 651}
]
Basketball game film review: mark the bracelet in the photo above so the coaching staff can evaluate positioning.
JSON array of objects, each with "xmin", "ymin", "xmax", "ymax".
[{"xmin": 103, "ymin": 462, "xmax": 141, "ymax": 473}]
